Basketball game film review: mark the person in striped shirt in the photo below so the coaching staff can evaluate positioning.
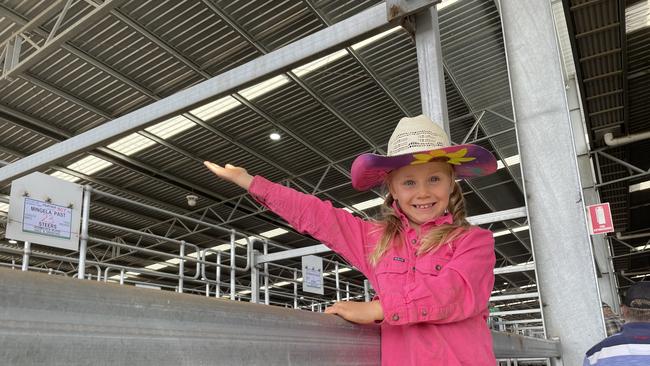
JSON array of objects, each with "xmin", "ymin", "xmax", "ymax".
[{"xmin": 584, "ymin": 282, "xmax": 650, "ymax": 366}]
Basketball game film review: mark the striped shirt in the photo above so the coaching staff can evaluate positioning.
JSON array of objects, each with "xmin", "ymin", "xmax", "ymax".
[{"xmin": 584, "ymin": 322, "xmax": 650, "ymax": 366}]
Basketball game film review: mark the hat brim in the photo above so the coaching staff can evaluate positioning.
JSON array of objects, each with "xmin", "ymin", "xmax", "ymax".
[{"xmin": 351, "ymin": 144, "xmax": 498, "ymax": 191}]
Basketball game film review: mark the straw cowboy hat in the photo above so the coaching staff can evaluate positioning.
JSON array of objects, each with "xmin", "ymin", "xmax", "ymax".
[{"xmin": 350, "ymin": 115, "xmax": 498, "ymax": 191}]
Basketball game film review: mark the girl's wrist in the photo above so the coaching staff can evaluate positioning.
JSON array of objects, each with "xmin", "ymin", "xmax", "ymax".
[{"xmin": 240, "ymin": 174, "xmax": 254, "ymax": 191}]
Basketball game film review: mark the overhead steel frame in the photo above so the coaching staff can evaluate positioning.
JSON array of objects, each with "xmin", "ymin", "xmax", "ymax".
[
  {"xmin": 0, "ymin": 1, "xmax": 531, "ymax": 284},
  {"xmin": 0, "ymin": 0, "xmax": 534, "ymax": 282},
  {"xmin": 0, "ymin": 0, "xmax": 526, "ymax": 246},
  {"xmin": 0, "ymin": 0, "xmax": 128, "ymax": 81},
  {"xmin": 500, "ymin": 1, "xmax": 605, "ymax": 366}
]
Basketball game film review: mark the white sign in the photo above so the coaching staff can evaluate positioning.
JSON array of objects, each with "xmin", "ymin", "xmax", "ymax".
[
  {"xmin": 22, "ymin": 198, "xmax": 72, "ymax": 239},
  {"xmin": 302, "ymin": 255, "xmax": 324, "ymax": 295},
  {"xmin": 6, "ymin": 172, "xmax": 83, "ymax": 251}
]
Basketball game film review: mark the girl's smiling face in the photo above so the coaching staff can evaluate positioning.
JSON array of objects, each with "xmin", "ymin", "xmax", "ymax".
[{"xmin": 388, "ymin": 161, "xmax": 454, "ymax": 228}]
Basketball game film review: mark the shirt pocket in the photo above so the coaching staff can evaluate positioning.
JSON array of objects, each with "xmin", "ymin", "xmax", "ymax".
[
  {"xmin": 375, "ymin": 259, "xmax": 408, "ymax": 293},
  {"xmin": 415, "ymin": 256, "xmax": 450, "ymax": 276}
]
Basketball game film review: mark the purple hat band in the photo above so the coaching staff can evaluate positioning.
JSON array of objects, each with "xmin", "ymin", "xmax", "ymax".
[{"xmin": 351, "ymin": 144, "xmax": 497, "ymax": 191}]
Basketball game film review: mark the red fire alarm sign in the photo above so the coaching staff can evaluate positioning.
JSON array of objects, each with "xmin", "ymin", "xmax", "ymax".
[{"xmin": 587, "ymin": 203, "xmax": 614, "ymax": 235}]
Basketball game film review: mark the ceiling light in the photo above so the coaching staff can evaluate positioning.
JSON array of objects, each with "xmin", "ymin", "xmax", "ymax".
[
  {"xmin": 50, "ymin": 171, "xmax": 80, "ymax": 183},
  {"xmin": 260, "ymin": 228, "xmax": 288, "ymax": 238},
  {"xmin": 8, "ymin": 239, "xmax": 17, "ymax": 244},
  {"xmin": 145, "ymin": 263, "xmax": 168, "ymax": 270},
  {"xmin": 496, "ymin": 155, "xmax": 521, "ymax": 170},
  {"xmin": 493, "ymin": 225, "xmax": 529, "ymax": 237},
  {"xmin": 269, "ymin": 132, "xmax": 281, "ymax": 141},
  {"xmin": 630, "ymin": 180, "xmax": 650, "ymax": 192}
]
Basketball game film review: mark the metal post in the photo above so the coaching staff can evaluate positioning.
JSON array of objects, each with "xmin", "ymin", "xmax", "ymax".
[
  {"xmin": 293, "ymin": 269, "xmax": 298, "ymax": 309},
  {"xmin": 264, "ymin": 240, "xmax": 269, "ymax": 305},
  {"xmin": 21, "ymin": 241, "xmax": 30, "ymax": 271},
  {"xmin": 415, "ymin": 6, "xmax": 448, "ymax": 133},
  {"xmin": 119, "ymin": 269, "xmax": 124, "ymax": 285},
  {"xmin": 363, "ymin": 280, "xmax": 370, "ymax": 302},
  {"xmin": 345, "ymin": 283, "xmax": 350, "ymax": 301},
  {"xmin": 178, "ymin": 241, "xmax": 185, "ymax": 293},
  {"xmin": 216, "ymin": 252, "xmax": 221, "ymax": 298},
  {"xmin": 203, "ymin": 252, "xmax": 210, "ymax": 297},
  {"xmin": 335, "ymin": 262, "xmax": 340, "ymax": 302},
  {"xmin": 499, "ymin": 1, "xmax": 606, "ymax": 364},
  {"xmin": 78, "ymin": 186, "xmax": 91, "ymax": 280},
  {"xmin": 250, "ymin": 250, "xmax": 260, "ymax": 304},
  {"xmin": 230, "ymin": 230, "xmax": 236, "ymax": 301}
]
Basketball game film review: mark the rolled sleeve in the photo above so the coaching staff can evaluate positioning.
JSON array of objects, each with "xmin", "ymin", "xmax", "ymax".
[{"xmin": 249, "ymin": 175, "xmax": 377, "ymax": 276}]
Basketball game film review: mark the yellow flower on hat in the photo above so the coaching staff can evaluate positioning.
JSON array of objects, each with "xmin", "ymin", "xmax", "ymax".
[{"xmin": 411, "ymin": 148, "xmax": 477, "ymax": 166}]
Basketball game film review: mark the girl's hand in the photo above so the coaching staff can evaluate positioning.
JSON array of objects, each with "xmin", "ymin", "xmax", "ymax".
[
  {"xmin": 204, "ymin": 161, "xmax": 253, "ymax": 191},
  {"xmin": 324, "ymin": 300, "xmax": 384, "ymax": 324}
]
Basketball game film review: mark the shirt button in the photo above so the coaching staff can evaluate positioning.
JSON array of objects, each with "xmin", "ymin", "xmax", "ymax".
[
  {"xmin": 412, "ymin": 266, "xmax": 416, "ymax": 272},
  {"xmin": 392, "ymin": 314, "xmax": 400, "ymax": 321},
  {"xmin": 411, "ymin": 239, "xmax": 416, "ymax": 244},
  {"xmin": 421, "ymin": 309, "xmax": 428, "ymax": 316},
  {"xmin": 435, "ymin": 265, "xmax": 442, "ymax": 271}
]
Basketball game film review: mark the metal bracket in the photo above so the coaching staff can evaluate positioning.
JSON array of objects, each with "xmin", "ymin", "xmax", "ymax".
[{"xmin": 386, "ymin": 0, "xmax": 441, "ymax": 21}]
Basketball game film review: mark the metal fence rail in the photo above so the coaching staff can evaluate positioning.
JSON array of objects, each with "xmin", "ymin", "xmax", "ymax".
[
  {"xmin": 0, "ymin": 268, "xmax": 380, "ymax": 366},
  {"xmin": 0, "ymin": 268, "xmax": 561, "ymax": 365}
]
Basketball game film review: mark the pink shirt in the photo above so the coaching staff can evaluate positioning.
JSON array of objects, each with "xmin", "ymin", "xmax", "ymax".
[{"xmin": 250, "ymin": 176, "xmax": 496, "ymax": 365}]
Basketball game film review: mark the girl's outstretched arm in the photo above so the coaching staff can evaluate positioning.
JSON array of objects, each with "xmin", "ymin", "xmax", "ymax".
[
  {"xmin": 204, "ymin": 161, "xmax": 253, "ymax": 190},
  {"xmin": 203, "ymin": 161, "xmax": 376, "ymax": 277}
]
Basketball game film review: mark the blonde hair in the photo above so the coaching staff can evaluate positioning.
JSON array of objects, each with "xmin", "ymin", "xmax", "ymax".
[{"xmin": 368, "ymin": 162, "xmax": 471, "ymax": 266}]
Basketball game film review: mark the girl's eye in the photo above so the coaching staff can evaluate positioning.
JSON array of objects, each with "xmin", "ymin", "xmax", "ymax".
[
  {"xmin": 403, "ymin": 180, "xmax": 415, "ymax": 186},
  {"xmin": 429, "ymin": 176, "xmax": 440, "ymax": 183}
]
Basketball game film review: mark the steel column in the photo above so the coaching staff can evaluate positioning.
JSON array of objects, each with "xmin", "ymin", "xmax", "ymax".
[
  {"xmin": 77, "ymin": 186, "xmax": 91, "ymax": 280},
  {"xmin": 251, "ymin": 250, "xmax": 260, "ymax": 304},
  {"xmin": 21, "ymin": 241, "xmax": 30, "ymax": 271},
  {"xmin": 415, "ymin": 6, "xmax": 449, "ymax": 132},
  {"xmin": 499, "ymin": 1, "xmax": 605, "ymax": 365}
]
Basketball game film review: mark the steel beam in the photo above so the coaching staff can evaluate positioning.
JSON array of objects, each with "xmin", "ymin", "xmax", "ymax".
[
  {"xmin": 0, "ymin": 3, "xmax": 396, "ymax": 184},
  {"xmin": 491, "ymin": 309, "xmax": 542, "ymax": 317},
  {"xmin": 467, "ymin": 207, "xmax": 526, "ymax": 225},
  {"xmin": 415, "ymin": 6, "xmax": 448, "ymax": 131},
  {"xmin": 499, "ymin": 1, "xmax": 606, "ymax": 365},
  {"xmin": 493, "ymin": 263, "xmax": 535, "ymax": 275},
  {"xmin": 497, "ymin": 319, "xmax": 543, "ymax": 325},
  {"xmin": 490, "ymin": 292, "xmax": 539, "ymax": 302},
  {"xmin": 492, "ymin": 331, "xmax": 560, "ymax": 359}
]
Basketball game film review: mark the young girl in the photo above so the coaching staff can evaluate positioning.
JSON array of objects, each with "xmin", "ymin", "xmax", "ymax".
[{"xmin": 205, "ymin": 115, "xmax": 498, "ymax": 365}]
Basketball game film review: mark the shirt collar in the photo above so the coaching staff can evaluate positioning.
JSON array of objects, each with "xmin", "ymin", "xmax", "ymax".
[{"xmin": 391, "ymin": 201, "xmax": 453, "ymax": 229}]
